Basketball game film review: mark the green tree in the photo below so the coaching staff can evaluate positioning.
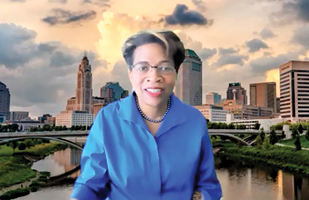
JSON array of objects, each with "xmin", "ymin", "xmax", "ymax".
[
  {"xmin": 18, "ymin": 142, "xmax": 26, "ymax": 151},
  {"xmin": 227, "ymin": 123, "xmax": 235, "ymax": 129},
  {"xmin": 291, "ymin": 129, "xmax": 299, "ymax": 140},
  {"xmin": 24, "ymin": 139, "xmax": 35, "ymax": 149},
  {"xmin": 294, "ymin": 135, "xmax": 302, "ymax": 151},
  {"xmin": 298, "ymin": 124, "xmax": 304, "ymax": 134},
  {"xmin": 258, "ymin": 128, "xmax": 266, "ymax": 142},
  {"xmin": 9, "ymin": 141, "xmax": 18, "ymax": 152},
  {"xmin": 306, "ymin": 127, "xmax": 309, "ymax": 141},
  {"xmin": 281, "ymin": 130, "xmax": 286, "ymax": 139},
  {"xmin": 269, "ymin": 130, "xmax": 278, "ymax": 145},
  {"xmin": 254, "ymin": 122, "xmax": 261, "ymax": 130},
  {"xmin": 263, "ymin": 136, "xmax": 271, "ymax": 150},
  {"xmin": 255, "ymin": 135, "xmax": 263, "ymax": 148}
]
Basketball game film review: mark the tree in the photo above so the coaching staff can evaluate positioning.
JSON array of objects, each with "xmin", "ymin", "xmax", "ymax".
[
  {"xmin": 269, "ymin": 130, "xmax": 279, "ymax": 145},
  {"xmin": 291, "ymin": 129, "xmax": 299, "ymax": 140},
  {"xmin": 298, "ymin": 124, "xmax": 304, "ymax": 134},
  {"xmin": 227, "ymin": 123, "xmax": 235, "ymax": 129},
  {"xmin": 306, "ymin": 126, "xmax": 309, "ymax": 141},
  {"xmin": 205, "ymin": 118, "xmax": 210, "ymax": 124},
  {"xmin": 24, "ymin": 139, "xmax": 35, "ymax": 149},
  {"xmin": 281, "ymin": 131, "xmax": 286, "ymax": 139},
  {"xmin": 258, "ymin": 128, "xmax": 266, "ymax": 142},
  {"xmin": 294, "ymin": 135, "xmax": 302, "ymax": 151},
  {"xmin": 263, "ymin": 136, "xmax": 271, "ymax": 150},
  {"xmin": 18, "ymin": 142, "xmax": 26, "ymax": 151},
  {"xmin": 254, "ymin": 122, "xmax": 261, "ymax": 130},
  {"xmin": 11, "ymin": 124, "xmax": 19, "ymax": 132},
  {"xmin": 9, "ymin": 141, "xmax": 18, "ymax": 152},
  {"xmin": 255, "ymin": 135, "xmax": 263, "ymax": 148}
]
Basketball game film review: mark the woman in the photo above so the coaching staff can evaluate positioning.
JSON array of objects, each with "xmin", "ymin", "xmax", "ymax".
[{"xmin": 70, "ymin": 30, "xmax": 222, "ymax": 200}]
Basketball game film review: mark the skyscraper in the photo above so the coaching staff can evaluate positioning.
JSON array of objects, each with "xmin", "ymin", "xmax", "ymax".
[
  {"xmin": 279, "ymin": 60, "xmax": 309, "ymax": 121},
  {"xmin": 100, "ymin": 82, "xmax": 129, "ymax": 103},
  {"xmin": 226, "ymin": 82, "xmax": 247, "ymax": 105},
  {"xmin": 175, "ymin": 49, "xmax": 202, "ymax": 106},
  {"xmin": 206, "ymin": 92, "xmax": 222, "ymax": 105},
  {"xmin": 75, "ymin": 54, "xmax": 93, "ymax": 113},
  {"xmin": 250, "ymin": 82, "xmax": 277, "ymax": 112},
  {"xmin": 0, "ymin": 81, "xmax": 10, "ymax": 120}
]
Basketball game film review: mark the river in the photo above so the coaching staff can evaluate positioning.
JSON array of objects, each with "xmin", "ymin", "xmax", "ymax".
[{"xmin": 16, "ymin": 147, "xmax": 309, "ymax": 200}]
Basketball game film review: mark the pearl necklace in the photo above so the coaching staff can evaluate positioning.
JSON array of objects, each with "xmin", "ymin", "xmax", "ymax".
[{"xmin": 135, "ymin": 95, "xmax": 171, "ymax": 123}]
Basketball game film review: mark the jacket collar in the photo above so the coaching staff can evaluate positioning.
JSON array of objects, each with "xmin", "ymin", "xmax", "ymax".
[{"xmin": 118, "ymin": 91, "xmax": 188, "ymax": 138}]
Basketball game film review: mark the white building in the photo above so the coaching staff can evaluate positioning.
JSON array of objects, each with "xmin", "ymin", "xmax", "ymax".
[
  {"xmin": 194, "ymin": 105, "xmax": 228, "ymax": 122},
  {"xmin": 56, "ymin": 110, "xmax": 94, "ymax": 128},
  {"xmin": 279, "ymin": 60, "xmax": 309, "ymax": 122},
  {"xmin": 226, "ymin": 114, "xmax": 284, "ymax": 131}
]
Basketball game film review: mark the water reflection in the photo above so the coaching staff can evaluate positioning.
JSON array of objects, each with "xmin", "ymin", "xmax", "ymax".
[
  {"xmin": 15, "ymin": 150, "xmax": 309, "ymax": 200},
  {"xmin": 216, "ymin": 156, "xmax": 309, "ymax": 200},
  {"xmin": 31, "ymin": 147, "xmax": 81, "ymax": 178}
]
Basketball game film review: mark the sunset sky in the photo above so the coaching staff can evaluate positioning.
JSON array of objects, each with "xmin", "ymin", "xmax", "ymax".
[{"xmin": 1, "ymin": 0, "xmax": 309, "ymax": 118}]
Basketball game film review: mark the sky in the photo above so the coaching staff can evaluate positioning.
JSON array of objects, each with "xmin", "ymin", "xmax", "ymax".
[{"xmin": 1, "ymin": 0, "xmax": 309, "ymax": 118}]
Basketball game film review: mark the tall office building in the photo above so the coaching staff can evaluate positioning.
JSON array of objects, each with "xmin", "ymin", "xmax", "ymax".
[
  {"xmin": 175, "ymin": 49, "xmax": 202, "ymax": 106},
  {"xmin": 279, "ymin": 60, "xmax": 309, "ymax": 121},
  {"xmin": 0, "ymin": 81, "xmax": 10, "ymax": 120},
  {"xmin": 100, "ymin": 82, "xmax": 129, "ymax": 103},
  {"xmin": 75, "ymin": 54, "xmax": 93, "ymax": 113},
  {"xmin": 226, "ymin": 82, "xmax": 247, "ymax": 105},
  {"xmin": 206, "ymin": 92, "xmax": 221, "ymax": 105},
  {"xmin": 250, "ymin": 82, "xmax": 277, "ymax": 113},
  {"xmin": 9, "ymin": 111, "xmax": 29, "ymax": 121}
]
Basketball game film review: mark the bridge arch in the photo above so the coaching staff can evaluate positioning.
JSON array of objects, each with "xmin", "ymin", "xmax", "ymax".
[
  {"xmin": 0, "ymin": 136, "xmax": 83, "ymax": 150},
  {"xmin": 209, "ymin": 133, "xmax": 250, "ymax": 146}
]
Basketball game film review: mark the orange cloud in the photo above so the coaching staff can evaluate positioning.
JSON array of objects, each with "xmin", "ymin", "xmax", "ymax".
[{"xmin": 266, "ymin": 68, "xmax": 280, "ymax": 96}]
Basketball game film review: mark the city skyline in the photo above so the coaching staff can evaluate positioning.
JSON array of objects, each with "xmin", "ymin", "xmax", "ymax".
[{"xmin": 1, "ymin": 0, "xmax": 309, "ymax": 117}]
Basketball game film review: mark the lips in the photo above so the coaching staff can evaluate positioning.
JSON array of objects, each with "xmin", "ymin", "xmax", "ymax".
[{"xmin": 144, "ymin": 88, "xmax": 164, "ymax": 97}]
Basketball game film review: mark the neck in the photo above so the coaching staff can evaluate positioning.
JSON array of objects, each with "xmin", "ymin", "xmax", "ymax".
[{"xmin": 136, "ymin": 96, "xmax": 169, "ymax": 121}]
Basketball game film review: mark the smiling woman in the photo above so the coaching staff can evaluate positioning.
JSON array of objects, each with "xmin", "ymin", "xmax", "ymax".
[{"xmin": 69, "ymin": 30, "xmax": 222, "ymax": 200}]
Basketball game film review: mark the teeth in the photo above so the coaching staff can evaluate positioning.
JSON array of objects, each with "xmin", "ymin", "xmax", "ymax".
[{"xmin": 146, "ymin": 89, "xmax": 161, "ymax": 93}]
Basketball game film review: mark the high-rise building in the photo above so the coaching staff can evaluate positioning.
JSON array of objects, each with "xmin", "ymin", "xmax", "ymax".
[
  {"xmin": 100, "ymin": 82, "xmax": 129, "ymax": 103},
  {"xmin": 250, "ymin": 82, "xmax": 277, "ymax": 113},
  {"xmin": 75, "ymin": 54, "xmax": 93, "ymax": 113},
  {"xmin": 226, "ymin": 82, "xmax": 247, "ymax": 105},
  {"xmin": 0, "ymin": 81, "xmax": 10, "ymax": 120},
  {"xmin": 206, "ymin": 92, "xmax": 221, "ymax": 105},
  {"xmin": 9, "ymin": 111, "xmax": 29, "ymax": 121},
  {"xmin": 279, "ymin": 60, "xmax": 309, "ymax": 122},
  {"xmin": 175, "ymin": 49, "xmax": 202, "ymax": 106}
]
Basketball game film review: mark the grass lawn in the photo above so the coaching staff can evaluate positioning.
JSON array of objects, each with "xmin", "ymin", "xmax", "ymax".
[
  {"xmin": 0, "ymin": 141, "xmax": 67, "ymax": 189},
  {"xmin": 278, "ymin": 135, "xmax": 309, "ymax": 148}
]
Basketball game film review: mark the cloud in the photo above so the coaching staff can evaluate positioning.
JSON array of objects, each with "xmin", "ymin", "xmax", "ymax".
[
  {"xmin": 0, "ymin": 23, "xmax": 107, "ymax": 118},
  {"xmin": 270, "ymin": 0, "xmax": 309, "ymax": 25},
  {"xmin": 42, "ymin": 9, "xmax": 96, "ymax": 25},
  {"xmin": 246, "ymin": 38, "xmax": 269, "ymax": 53},
  {"xmin": 83, "ymin": 0, "xmax": 111, "ymax": 7},
  {"xmin": 212, "ymin": 54, "xmax": 249, "ymax": 68},
  {"xmin": 218, "ymin": 47, "xmax": 238, "ymax": 55},
  {"xmin": 192, "ymin": 0, "xmax": 207, "ymax": 11},
  {"xmin": 48, "ymin": 0, "xmax": 67, "ymax": 4},
  {"xmin": 249, "ymin": 50, "xmax": 304, "ymax": 75},
  {"xmin": 10, "ymin": 0, "xmax": 26, "ymax": 2},
  {"xmin": 163, "ymin": 4, "xmax": 213, "ymax": 26},
  {"xmin": 291, "ymin": 25, "xmax": 309, "ymax": 48},
  {"xmin": 259, "ymin": 28, "xmax": 276, "ymax": 39},
  {"xmin": 175, "ymin": 30, "xmax": 216, "ymax": 60}
]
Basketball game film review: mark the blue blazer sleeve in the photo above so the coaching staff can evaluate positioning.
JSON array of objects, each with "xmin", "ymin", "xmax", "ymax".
[
  {"xmin": 195, "ymin": 128, "xmax": 222, "ymax": 200},
  {"xmin": 70, "ymin": 110, "xmax": 111, "ymax": 200}
]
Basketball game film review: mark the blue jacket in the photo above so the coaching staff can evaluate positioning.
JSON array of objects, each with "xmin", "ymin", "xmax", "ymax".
[{"xmin": 70, "ymin": 92, "xmax": 222, "ymax": 200}]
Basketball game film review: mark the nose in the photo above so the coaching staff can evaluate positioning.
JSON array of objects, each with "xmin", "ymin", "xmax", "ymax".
[{"xmin": 146, "ymin": 68, "xmax": 163, "ymax": 82}]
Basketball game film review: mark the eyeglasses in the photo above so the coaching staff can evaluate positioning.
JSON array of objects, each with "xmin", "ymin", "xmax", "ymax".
[{"xmin": 132, "ymin": 62, "xmax": 175, "ymax": 75}]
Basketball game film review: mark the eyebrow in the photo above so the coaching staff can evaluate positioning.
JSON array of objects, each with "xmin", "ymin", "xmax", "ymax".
[{"xmin": 133, "ymin": 60, "xmax": 171, "ymax": 66}]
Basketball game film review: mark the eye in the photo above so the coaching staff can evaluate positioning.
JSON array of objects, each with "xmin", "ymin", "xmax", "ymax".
[
  {"xmin": 159, "ymin": 65, "xmax": 174, "ymax": 71},
  {"xmin": 136, "ymin": 65, "xmax": 149, "ymax": 71}
]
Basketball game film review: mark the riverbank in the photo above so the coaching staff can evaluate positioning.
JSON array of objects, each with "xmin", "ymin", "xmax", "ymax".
[
  {"xmin": 0, "ymin": 141, "xmax": 68, "ymax": 198},
  {"xmin": 216, "ymin": 142, "xmax": 309, "ymax": 176}
]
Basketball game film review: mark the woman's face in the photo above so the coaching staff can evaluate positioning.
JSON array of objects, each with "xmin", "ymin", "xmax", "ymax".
[{"xmin": 128, "ymin": 43, "xmax": 177, "ymax": 108}]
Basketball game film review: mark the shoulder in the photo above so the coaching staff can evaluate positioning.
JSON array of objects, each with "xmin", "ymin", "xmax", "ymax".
[
  {"xmin": 177, "ymin": 100, "xmax": 205, "ymax": 122},
  {"xmin": 96, "ymin": 99, "xmax": 122, "ymax": 117}
]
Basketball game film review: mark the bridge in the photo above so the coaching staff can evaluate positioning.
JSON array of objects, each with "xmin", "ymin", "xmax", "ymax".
[{"xmin": 0, "ymin": 129, "xmax": 282, "ymax": 147}]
